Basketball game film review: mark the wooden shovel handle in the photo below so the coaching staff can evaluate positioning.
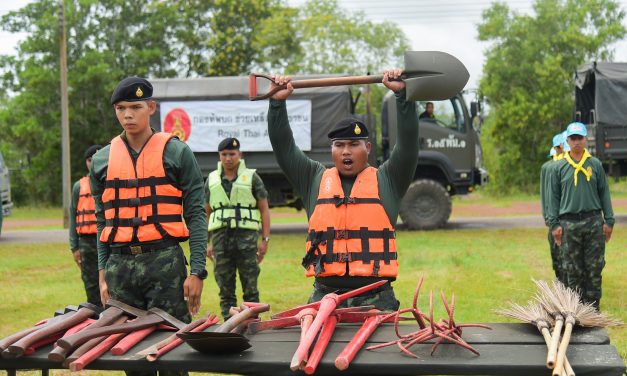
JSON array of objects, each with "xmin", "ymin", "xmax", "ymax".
[
  {"xmin": 8, "ymin": 307, "xmax": 96, "ymax": 355},
  {"xmin": 62, "ymin": 315, "xmax": 128, "ymax": 367},
  {"xmin": 0, "ymin": 311, "xmax": 79, "ymax": 351},
  {"xmin": 248, "ymin": 73, "xmax": 393, "ymax": 101},
  {"xmin": 111, "ymin": 325, "xmax": 158, "ymax": 355}
]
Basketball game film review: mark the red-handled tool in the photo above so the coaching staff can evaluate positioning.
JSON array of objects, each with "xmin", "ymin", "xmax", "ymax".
[{"xmin": 303, "ymin": 314, "xmax": 338, "ymax": 374}]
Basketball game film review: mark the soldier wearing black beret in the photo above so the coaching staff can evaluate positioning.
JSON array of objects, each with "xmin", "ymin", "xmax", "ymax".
[
  {"xmin": 90, "ymin": 77, "xmax": 208, "ymax": 375},
  {"xmin": 266, "ymin": 69, "xmax": 419, "ymax": 312},
  {"xmin": 205, "ymin": 137, "xmax": 271, "ymax": 319}
]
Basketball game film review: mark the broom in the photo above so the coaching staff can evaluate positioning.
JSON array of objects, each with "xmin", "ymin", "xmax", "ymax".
[
  {"xmin": 534, "ymin": 279, "xmax": 623, "ymax": 376},
  {"xmin": 496, "ymin": 301, "xmax": 574, "ymax": 376}
]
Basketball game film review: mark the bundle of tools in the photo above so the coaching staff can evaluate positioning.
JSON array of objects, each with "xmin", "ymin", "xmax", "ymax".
[
  {"xmin": 497, "ymin": 279, "xmax": 623, "ymax": 376},
  {"xmin": 0, "ymin": 299, "xmax": 225, "ymax": 371},
  {"xmin": 365, "ymin": 275, "xmax": 491, "ymax": 359},
  {"xmin": 249, "ymin": 276, "xmax": 490, "ymax": 374}
]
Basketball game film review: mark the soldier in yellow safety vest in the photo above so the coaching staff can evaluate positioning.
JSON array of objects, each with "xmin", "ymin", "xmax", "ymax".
[{"xmin": 205, "ymin": 138, "xmax": 271, "ymax": 319}]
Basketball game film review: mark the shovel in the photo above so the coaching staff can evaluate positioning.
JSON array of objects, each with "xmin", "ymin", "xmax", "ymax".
[
  {"xmin": 177, "ymin": 303, "xmax": 270, "ymax": 354},
  {"xmin": 248, "ymin": 51, "xmax": 469, "ymax": 101}
]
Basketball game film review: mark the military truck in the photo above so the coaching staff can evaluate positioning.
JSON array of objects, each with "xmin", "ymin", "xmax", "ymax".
[
  {"xmin": 0, "ymin": 150, "xmax": 14, "ymax": 237},
  {"xmin": 575, "ymin": 62, "xmax": 627, "ymax": 177},
  {"xmin": 151, "ymin": 76, "xmax": 487, "ymax": 229}
]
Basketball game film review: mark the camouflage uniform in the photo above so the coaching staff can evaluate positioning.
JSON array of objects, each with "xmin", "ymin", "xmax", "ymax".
[
  {"xmin": 206, "ymin": 170, "xmax": 267, "ymax": 318},
  {"xmin": 547, "ymin": 148, "xmax": 614, "ymax": 309},
  {"xmin": 105, "ymin": 245, "xmax": 191, "ymax": 323},
  {"xmin": 69, "ymin": 179, "xmax": 101, "ymax": 306},
  {"xmin": 559, "ymin": 215, "xmax": 606, "ymax": 307},
  {"xmin": 78, "ymin": 237, "xmax": 100, "ymax": 305}
]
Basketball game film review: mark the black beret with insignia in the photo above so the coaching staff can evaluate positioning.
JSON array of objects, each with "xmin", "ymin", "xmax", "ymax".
[
  {"xmin": 110, "ymin": 76, "xmax": 153, "ymax": 105},
  {"xmin": 218, "ymin": 137, "xmax": 240, "ymax": 152},
  {"xmin": 327, "ymin": 118, "xmax": 369, "ymax": 140},
  {"xmin": 84, "ymin": 144, "xmax": 102, "ymax": 159}
]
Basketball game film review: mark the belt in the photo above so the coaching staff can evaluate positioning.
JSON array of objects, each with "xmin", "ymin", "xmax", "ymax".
[
  {"xmin": 111, "ymin": 239, "xmax": 179, "ymax": 255},
  {"xmin": 559, "ymin": 210, "xmax": 601, "ymax": 221},
  {"xmin": 314, "ymin": 281, "xmax": 393, "ymax": 296},
  {"xmin": 78, "ymin": 234, "xmax": 97, "ymax": 239}
]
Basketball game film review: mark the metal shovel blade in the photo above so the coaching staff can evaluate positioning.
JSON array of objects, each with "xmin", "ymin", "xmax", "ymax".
[
  {"xmin": 177, "ymin": 332, "xmax": 251, "ymax": 354},
  {"xmin": 402, "ymin": 51, "xmax": 470, "ymax": 101}
]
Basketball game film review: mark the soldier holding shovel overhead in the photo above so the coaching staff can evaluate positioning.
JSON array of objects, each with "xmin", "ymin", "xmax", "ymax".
[
  {"xmin": 90, "ymin": 77, "xmax": 208, "ymax": 376},
  {"xmin": 266, "ymin": 69, "xmax": 417, "ymax": 310}
]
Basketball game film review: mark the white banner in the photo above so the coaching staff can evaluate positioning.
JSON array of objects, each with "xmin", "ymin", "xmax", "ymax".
[{"xmin": 159, "ymin": 100, "xmax": 312, "ymax": 152}]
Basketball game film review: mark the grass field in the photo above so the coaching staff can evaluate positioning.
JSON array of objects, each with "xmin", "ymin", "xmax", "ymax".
[{"xmin": 0, "ymin": 225, "xmax": 625, "ymax": 375}]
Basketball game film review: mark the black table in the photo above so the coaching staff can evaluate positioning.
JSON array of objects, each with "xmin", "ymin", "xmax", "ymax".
[{"xmin": 1, "ymin": 323, "xmax": 624, "ymax": 375}]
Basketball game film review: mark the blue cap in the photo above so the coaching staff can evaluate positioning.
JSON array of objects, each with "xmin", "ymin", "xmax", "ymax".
[
  {"xmin": 552, "ymin": 133, "xmax": 564, "ymax": 147},
  {"xmin": 561, "ymin": 131, "xmax": 570, "ymax": 151},
  {"xmin": 566, "ymin": 122, "xmax": 587, "ymax": 137}
]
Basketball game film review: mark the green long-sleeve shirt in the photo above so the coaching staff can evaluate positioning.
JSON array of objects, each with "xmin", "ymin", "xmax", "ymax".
[
  {"xmin": 547, "ymin": 153, "xmax": 615, "ymax": 230},
  {"xmin": 268, "ymin": 89, "xmax": 418, "ymax": 288},
  {"xmin": 68, "ymin": 179, "xmax": 82, "ymax": 251},
  {"xmin": 268, "ymin": 89, "xmax": 418, "ymax": 223},
  {"xmin": 90, "ymin": 130, "xmax": 208, "ymax": 274}
]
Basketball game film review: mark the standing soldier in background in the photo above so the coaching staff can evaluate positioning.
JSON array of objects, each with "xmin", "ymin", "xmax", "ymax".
[
  {"xmin": 540, "ymin": 133, "xmax": 567, "ymax": 279},
  {"xmin": 206, "ymin": 138, "xmax": 271, "ymax": 319},
  {"xmin": 91, "ymin": 77, "xmax": 208, "ymax": 339},
  {"xmin": 266, "ymin": 69, "xmax": 417, "ymax": 310},
  {"xmin": 547, "ymin": 122, "xmax": 614, "ymax": 309},
  {"xmin": 69, "ymin": 144, "xmax": 102, "ymax": 305}
]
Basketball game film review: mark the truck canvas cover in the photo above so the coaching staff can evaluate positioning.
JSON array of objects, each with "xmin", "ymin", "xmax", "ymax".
[
  {"xmin": 150, "ymin": 76, "xmax": 354, "ymax": 174},
  {"xmin": 575, "ymin": 62, "xmax": 627, "ymax": 161},
  {"xmin": 575, "ymin": 62, "xmax": 627, "ymax": 126}
]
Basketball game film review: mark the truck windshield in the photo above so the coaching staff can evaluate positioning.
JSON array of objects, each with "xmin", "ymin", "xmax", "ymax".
[{"xmin": 417, "ymin": 97, "xmax": 466, "ymax": 133}]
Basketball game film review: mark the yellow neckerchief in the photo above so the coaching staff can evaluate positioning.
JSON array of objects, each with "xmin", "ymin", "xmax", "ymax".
[
  {"xmin": 564, "ymin": 149, "xmax": 592, "ymax": 186},
  {"xmin": 552, "ymin": 153, "xmax": 565, "ymax": 161}
]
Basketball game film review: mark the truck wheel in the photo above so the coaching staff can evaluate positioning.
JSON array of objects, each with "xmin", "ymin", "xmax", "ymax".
[{"xmin": 399, "ymin": 179, "xmax": 451, "ymax": 230}]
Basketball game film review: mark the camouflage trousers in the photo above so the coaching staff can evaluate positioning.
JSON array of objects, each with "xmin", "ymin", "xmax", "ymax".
[
  {"xmin": 547, "ymin": 229, "xmax": 562, "ymax": 281},
  {"xmin": 307, "ymin": 281, "xmax": 400, "ymax": 312},
  {"xmin": 213, "ymin": 245, "xmax": 260, "ymax": 319},
  {"xmin": 105, "ymin": 244, "xmax": 190, "ymax": 376},
  {"xmin": 558, "ymin": 215, "xmax": 606, "ymax": 308},
  {"xmin": 78, "ymin": 236, "xmax": 100, "ymax": 306}
]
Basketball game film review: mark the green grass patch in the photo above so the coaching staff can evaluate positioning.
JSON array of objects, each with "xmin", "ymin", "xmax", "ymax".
[
  {"xmin": 0, "ymin": 226, "xmax": 625, "ymax": 374},
  {"xmin": 8, "ymin": 206, "xmax": 63, "ymax": 220}
]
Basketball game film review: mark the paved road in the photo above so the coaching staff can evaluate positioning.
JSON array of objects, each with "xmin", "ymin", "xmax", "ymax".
[{"xmin": 1, "ymin": 214, "xmax": 625, "ymax": 244}]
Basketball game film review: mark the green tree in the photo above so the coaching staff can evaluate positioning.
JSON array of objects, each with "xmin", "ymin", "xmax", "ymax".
[
  {"xmin": 478, "ymin": 0, "xmax": 625, "ymax": 194},
  {"xmin": 0, "ymin": 0, "xmax": 409, "ymax": 205}
]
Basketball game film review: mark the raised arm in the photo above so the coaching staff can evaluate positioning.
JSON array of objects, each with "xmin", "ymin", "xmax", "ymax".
[{"xmin": 267, "ymin": 75, "xmax": 324, "ymax": 210}]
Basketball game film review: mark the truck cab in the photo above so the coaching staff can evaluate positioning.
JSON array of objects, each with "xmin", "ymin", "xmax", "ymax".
[
  {"xmin": 0, "ymin": 150, "xmax": 14, "ymax": 237},
  {"xmin": 382, "ymin": 93, "xmax": 488, "ymax": 229}
]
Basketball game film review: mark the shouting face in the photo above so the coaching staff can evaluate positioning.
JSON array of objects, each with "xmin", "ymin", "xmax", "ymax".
[{"xmin": 331, "ymin": 139, "xmax": 371, "ymax": 177}]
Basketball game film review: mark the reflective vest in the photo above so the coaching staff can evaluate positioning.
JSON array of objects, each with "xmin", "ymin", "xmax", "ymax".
[
  {"xmin": 100, "ymin": 133, "xmax": 189, "ymax": 243},
  {"xmin": 207, "ymin": 159, "xmax": 260, "ymax": 231},
  {"xmin": 76, "ymin": 176, "xmax": 97, "ymax": 235},
  {"xmin": 303, "ymin": 167, "xmax": 398, "ymax": 278}
]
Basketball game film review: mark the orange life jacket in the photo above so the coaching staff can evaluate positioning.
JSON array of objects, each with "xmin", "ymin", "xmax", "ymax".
[
  {"xmin": 303, "ymin": 167, "xmax": 398, "ymax": 278},
  {"xmin": 76, "ymin": 176, "xmax": 97, "ymax": 235},
  {"xmin": 100, "ymin": 133, "xmax": 189, "ymax": 243}
]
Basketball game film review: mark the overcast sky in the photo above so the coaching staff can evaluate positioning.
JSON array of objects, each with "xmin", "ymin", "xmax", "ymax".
[{"xmin": 2, "ymin": 0, "xmax": 627, "ymax": 89}]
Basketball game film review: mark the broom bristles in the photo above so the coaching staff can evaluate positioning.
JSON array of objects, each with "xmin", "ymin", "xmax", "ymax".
[
  {"xmin": 496, "ymin": 301, "xmax": 553, "ymax": 327},
  {"xmin": 534, "ymin": 279, "xmax": 581, "ymax": 318},
  {"xmin": 534, "ymin": 279, "xmax": 623, "ymax": 327}
]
